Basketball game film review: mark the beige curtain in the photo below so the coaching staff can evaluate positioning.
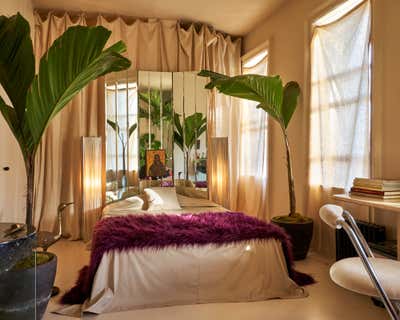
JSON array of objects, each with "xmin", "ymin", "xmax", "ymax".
[
  {"xmin": 307, "ymin": 1, "xmax": 371, "ymax": 258},
  {"xmin": 33, "ymin": 12, "xmax": 241, "ymax": 240}
]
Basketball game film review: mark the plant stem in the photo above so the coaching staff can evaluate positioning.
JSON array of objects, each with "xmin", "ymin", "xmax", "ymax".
[
  {"xmin": 25, "ymin": 155, "xmax": 35, "ymax": 229},
  {"xmin": 282, "ymin": 126, "xmax": 296, "ymax": 216},
  {"xmin": 185, "ymin": 150, "xmax": 189, "ymax": 181}
]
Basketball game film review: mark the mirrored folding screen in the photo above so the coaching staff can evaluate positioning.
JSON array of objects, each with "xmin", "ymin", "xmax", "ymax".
[{"xmin": 105, "ymin": 71, "xmax": 208, "ymax": 202}]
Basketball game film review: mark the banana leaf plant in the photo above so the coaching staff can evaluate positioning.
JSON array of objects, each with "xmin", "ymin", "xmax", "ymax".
[
  {"xmin": 198, "ymin": 70, "xmax": 303, "ymax": 220},
  {"xmin": 174, "ymin": 112, "xmax": 207, "ymax": 181},
  {"xmin": 106, "ymin": 120, "xmax": 137, "ymax": 185},
  {"xmin": 0, "ymin": 13, "xmax": 131, "ymax": 228},
  {"xmin": 138, "ymin": 91, "xmax": 173, "ymax": 127},
  {"xmin": 138, "ymin": 90, "xmax": 174, "ymax": 154}
]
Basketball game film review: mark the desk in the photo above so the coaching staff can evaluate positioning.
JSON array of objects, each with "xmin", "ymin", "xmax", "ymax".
[{"xmin": 333, "ymin": 194, "xmax": 400, "ymax": 259}]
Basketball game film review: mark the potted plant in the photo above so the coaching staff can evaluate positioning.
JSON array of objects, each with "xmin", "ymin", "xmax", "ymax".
[
  {"xmin": 173, "ymin": 112, "xmax": 207, "ymax": 181},
  {"xmin": 198, "ymin": 70, "xmax": 313, "ymax": 260},
  {"xmin": 0, "ymin": 13, "xmax": 130, "ymax": 319},
  {"xmin": 106, "ymin": 119, "xmax": 137, "ymax": 187}
]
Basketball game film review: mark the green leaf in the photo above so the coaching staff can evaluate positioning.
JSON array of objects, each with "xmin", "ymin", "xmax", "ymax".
[
  {"xmin": 198, "ymin": 71, "xmax": 284, "ymax": 122},
  {"xmin": 106, "ymin": 119, "xmax": 120, "ymax": 134},
  {"xmin": 138, "ymin": 90, "xmax": 173, "ymax": 127},
  {"xmin": 281, "ymin": 81, "xmax": 300, "ymax": 128},
  {"xmin": 198, "ymin": 70, "xmax": 229, "ymax": 89},
  {"xmin": 25, "ymin": 25, "xmax": 131, "ymax": 152},
  {"xmin": 128, "ymin": 123, "xmax": 137, "ymax": 137},
  {"xmin": 174, "ymin": 112, "xmax": 206, "ymax": 151},
  {"xmin": 0, "ymin": 13, "xmax": 34, "ymax": 118},
  {"xmin": 0, "ymin": 97, "xmax": 28, "ymax": 159}
]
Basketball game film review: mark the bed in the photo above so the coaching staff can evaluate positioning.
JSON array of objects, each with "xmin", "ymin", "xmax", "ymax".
[{"xmin": 58, "ymin": 188, "xmax": 313, "ymax": 316}]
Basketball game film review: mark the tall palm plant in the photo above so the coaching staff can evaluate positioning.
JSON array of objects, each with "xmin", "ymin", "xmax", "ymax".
[
  {"xmin": 138, "ymin": 91, "xmax": 173, "ymax": 127},
  {"xmin": 198, "ymin": 70, "xmax": 301, "ymax": 219},
  {"xmin": 0, "ymin": 14, "xmax": 131, "ymax": 227},
  {"xmin": 106, "ymin": 120, "xmax": 137, "ymax": 185},
  {"xmin": 174, "ymin": 112, "xmax": 207, "ymax": 181}
]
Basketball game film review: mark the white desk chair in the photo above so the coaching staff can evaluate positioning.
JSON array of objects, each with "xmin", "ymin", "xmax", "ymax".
[{"xmin": 320, "ymin": 204, "xmax": 400, "ymax": 320}]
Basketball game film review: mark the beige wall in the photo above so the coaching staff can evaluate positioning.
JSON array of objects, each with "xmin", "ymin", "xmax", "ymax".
[
  {"xmin": 0, "ymin": 0, "xmax": 34, "ymax": 223},
  {"xmin": 243, "ymin": 0, "xmax": 400, "ymax": 237}
]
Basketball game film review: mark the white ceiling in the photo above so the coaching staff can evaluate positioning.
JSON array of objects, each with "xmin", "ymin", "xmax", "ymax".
[{"xmin": 32, "ymin": 0, "xmax": 287, "ymax": 36}]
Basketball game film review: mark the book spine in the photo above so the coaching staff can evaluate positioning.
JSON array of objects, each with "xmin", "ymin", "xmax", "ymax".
[{"xmin": 350, "ymin": 192, "xmax": 400, "ymax": 199}]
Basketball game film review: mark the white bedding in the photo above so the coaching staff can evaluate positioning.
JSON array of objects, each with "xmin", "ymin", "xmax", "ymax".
[
  {"xmin": 56, "ymin": 195, "xmax": 308, "ymax": 316},
  {"xmin": 84, "ymin": 239, "xmax": 306, "ymax": 314},
  {"xmin": 102, "ymin": 194, "xmax": 226, "ymax": 217}
]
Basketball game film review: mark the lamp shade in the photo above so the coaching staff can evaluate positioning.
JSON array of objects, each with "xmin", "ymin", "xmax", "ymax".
[
  {"xmin": 209, "ymin": 137, "xmax": 229, "ymax": 208},
  {"xmin": 81, "ymin": 137, "xmax": 102, "ymax": 242}
]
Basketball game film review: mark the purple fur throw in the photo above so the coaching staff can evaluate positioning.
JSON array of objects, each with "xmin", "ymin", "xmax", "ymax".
[{"xmin": 61, "ymin": 212, "xmax": 315, "ymax": 305}]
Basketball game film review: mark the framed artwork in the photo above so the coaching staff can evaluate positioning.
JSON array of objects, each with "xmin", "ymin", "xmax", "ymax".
[{"xmin": 146, "ymin": 149, "xmax": 167, "ymax": 178}]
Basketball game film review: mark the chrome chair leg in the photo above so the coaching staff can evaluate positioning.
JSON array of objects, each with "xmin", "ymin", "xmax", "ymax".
[{"xmin": 340, "ymin": 222, "xmax": 399, "ymax": 320}]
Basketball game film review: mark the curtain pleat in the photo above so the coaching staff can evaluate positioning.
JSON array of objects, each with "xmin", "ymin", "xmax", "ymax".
[{"xmin": 33, "ymin": 12, "xmax": 241, "ymax": 240}]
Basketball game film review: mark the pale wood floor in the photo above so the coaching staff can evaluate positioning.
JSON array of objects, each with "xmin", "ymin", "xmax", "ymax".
[{"xmin": 44, "ymin": 240, "xmax": 388, "ymax": 319}]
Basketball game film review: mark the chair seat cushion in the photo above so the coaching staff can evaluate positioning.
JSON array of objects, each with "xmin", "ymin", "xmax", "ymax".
[{"xmin": 330, "ymin": 257, "xmax": 400, "ymax": 300}]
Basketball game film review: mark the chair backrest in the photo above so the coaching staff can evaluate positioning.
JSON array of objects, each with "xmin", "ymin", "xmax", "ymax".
[
  {"xmin": 57, "ymin": 202, "xmax": 73, "ymax": 237},
  {"xmin": 319, "ymin": 204, "xmax": 399, "ymax": 320},
  {"xmin": 319, "ymin": 204, "xmax": 345, "ymax": 229}
]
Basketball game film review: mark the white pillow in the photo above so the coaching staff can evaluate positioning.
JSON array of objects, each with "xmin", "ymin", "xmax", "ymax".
[
  {"xmin": 144, "ymin": 187, "xmax": 182, "ymax": 211},
  {"xmin": 103, "ymin": 196, "xmax": 144, "ymax": 215}
]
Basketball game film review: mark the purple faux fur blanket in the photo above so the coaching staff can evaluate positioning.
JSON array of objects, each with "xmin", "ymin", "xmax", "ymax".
[{"xmin": 62, "ymin": 212, "xmax": 314, "ymax": 304}]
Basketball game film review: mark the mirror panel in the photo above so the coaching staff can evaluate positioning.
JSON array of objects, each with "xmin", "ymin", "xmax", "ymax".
[
  {"xmin": 105, "ymin": 70, "xmax": 139, "ymax": 202},
  {"xmin": 173, "ymin": 72, "xmax": 208, "ymax": 187},
  {"xmin": 105, "ymin": 70, "xmax": 209, "ymax": 203},
  {"xmin": 137, "ymin": 71, "xmax": 174, "ymax": 183}
]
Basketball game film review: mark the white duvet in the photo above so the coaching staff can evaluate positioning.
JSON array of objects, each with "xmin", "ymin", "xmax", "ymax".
[{"xmin": 56, "ymin": 196, "xmax": 308, "ymax": 316}]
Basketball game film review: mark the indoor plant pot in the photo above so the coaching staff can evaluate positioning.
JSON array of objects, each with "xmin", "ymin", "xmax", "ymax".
[
  {"xmin": 0, "ymin": 252, "xmax": 57, "ymax": 320},
  {"xmin": 272, "ymin": 215, "xmax": 313, "ymax": 260}
]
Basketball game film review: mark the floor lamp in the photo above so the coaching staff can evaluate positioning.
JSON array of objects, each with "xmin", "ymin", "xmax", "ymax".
[
  {"xmin": 210, "ymin": 137, "xmax": 230, "ymax": 209},
  {"xmin": 81, "ymin": 137, "xmax": 102, "ymax": 242}
]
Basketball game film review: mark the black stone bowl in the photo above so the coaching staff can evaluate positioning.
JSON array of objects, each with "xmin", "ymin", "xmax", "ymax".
[{"xmin": 0, "ymin": 223, "xmax": 36, "ymax": 274}]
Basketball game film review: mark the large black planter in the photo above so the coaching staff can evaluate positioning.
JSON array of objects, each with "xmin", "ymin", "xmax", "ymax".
[
  {"xmin": 272, "ymin": 216, "xmax": 314, "ymax": 260},
  {"xmin": 0, "ymin": 252, "xmax": 57, "ymax": 320},
  {"xmin": 0, "ymin": 223, "xmax": 36, "ymax": 273}
]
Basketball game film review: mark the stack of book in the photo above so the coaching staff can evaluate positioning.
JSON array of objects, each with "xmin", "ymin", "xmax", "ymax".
[{"xmin": 350, "ymin": 178, "xmax": 400, "ymax": 200}]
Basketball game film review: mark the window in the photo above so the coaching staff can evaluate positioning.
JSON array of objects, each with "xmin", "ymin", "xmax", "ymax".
[
  {"xmin": 309, "ymin": 0, "xmax": 371, "ymax": 189},
  {"xmin": 240, "ymin": 48, "xmax": 268, "ymax": 177}
]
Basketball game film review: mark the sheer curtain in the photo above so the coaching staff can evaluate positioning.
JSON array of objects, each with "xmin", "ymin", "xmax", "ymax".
[
  {"xmin": 307, "ymin": 0, "xmax": 371, "ymax": 257},
  {"xmin": 33, "ymin": 12, "xmax": 241, "ymax": 240},
  {"xmin": 235, "ymin": 53, "xmax": 269, "ymax": 219}
]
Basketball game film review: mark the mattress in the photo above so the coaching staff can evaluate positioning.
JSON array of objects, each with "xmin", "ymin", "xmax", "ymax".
[
  {"xmin": 56, "ymin": 196, "xmax": 310, "ymax": 316},
  {"xmin": 84, "ymin": 239, "xmax": 306, "ymax": 313}
]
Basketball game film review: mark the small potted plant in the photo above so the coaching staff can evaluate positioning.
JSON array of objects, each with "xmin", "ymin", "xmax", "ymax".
[
  {"xmin": 198, "ymin": 70, "xmax": 313, "ymax": 260},
  {"xmin": 174, "ymin": 112, "xmax": 207, "ymax": 181},
  {"xmin": 0, "ymin": 13, "xmax": 130, "ymax": 319}
]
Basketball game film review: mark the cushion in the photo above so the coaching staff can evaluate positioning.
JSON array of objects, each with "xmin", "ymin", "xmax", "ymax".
[
  {"xmin": 144, "ymin": 187, "xmax": 182, "ymax": 211},
  {"xmin": 103, "ymin": 196, "xmax": 144, "ymax": 215},
  {"xmin": 330, "ymin": 257, "xmax": 400, "ymax": 300},
  {"xmin": 176, "ymin": 186, "xmax": 208, "ymax": 199}
]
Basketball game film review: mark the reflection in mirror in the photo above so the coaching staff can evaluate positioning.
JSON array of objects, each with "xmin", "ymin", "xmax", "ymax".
[
  {"xmin": 173, "ymin": 72, "xmax": 208, "ymax": 188},
  {"xmin": 138, "ymin": 71, "xmax": 174, "ymax": 184},
  {"xmin": 105, "ymin": 70, "xmax": 139, "ymax": 202},
  {"xmin": 106, "ymin": 71, "xmax": 209, "ymax": 201}
]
